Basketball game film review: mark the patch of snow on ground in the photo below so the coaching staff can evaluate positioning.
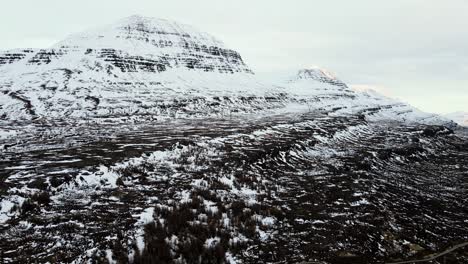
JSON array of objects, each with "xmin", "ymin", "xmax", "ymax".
[
  {"xmin": 0, "ymin": 195, "xmax": 25, "ymax": 224},
  {"xmin": 204, "ymin": 237, "xmax": 221, "ymax": 248},
  {"xmin": 134, "ymin": 207, "xmax": 155, "ymax": 253}
]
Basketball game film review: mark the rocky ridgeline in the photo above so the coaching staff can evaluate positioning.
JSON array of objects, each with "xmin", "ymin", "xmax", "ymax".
[
  {"xmin": 0, "ymin": 49, "xmax": 35, "ymax": 66},
  {"xmin": 0, "ymin": 43, "xmax": 249, "ymax": 75},
  {"xmin": 94, "ymin": 46, "xmax": 248, "ymax": 74}
]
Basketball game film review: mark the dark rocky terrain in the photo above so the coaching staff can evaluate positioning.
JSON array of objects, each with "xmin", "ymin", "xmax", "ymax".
[{"xmin": 1, "ymin": 112, "xmax": 467, "ymax": 263}]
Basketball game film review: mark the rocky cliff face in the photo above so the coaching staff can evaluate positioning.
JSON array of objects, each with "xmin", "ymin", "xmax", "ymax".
[{"xmin": 0, "ymin": 49, "xmax": 36, "ymax": 66}]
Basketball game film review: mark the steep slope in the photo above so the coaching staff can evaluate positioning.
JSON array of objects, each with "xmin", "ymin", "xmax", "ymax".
[
  {"xmin": 281, "ymin": 67, "xmax": 454, "ymax": 127},
  {"xmin": 445, "ymin": 112, "xmax": 468, "ymax": 127},
  {"xmin": 0, "ymin": 16, "xmax": 281, "ymax": 120}
]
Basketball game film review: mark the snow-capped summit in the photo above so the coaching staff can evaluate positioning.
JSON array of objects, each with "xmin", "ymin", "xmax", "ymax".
[
  {"xmin": 53, "ymin": 15, "xmax": 245, "ymax": 75},
  {"xmin": 3, "ymin": 15, "xmax": 253, "ymax": 75},
  {"xmin": 283, "ymin": 67, "xmax": 355, "ymax": 98},
  {"xmin": 56, "ymin": 15, "xmax": 225, "ymax": 50},
  {"xmin": 291, "ymin": 67, "xmax": 347, "ymax": 88},
  {"xmin": 0, "ymin": 16, "xmax": 277, "ymax": 120}
]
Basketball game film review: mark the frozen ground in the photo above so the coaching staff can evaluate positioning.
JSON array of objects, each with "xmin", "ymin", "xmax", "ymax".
[{"xmin": 0, "ymin": 111, "xmax": 467, "ymax": 263}]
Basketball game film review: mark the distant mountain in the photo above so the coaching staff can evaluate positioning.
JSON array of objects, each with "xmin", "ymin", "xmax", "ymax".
[
  {"xmin": 445, "ymin": 112, "xmax": 468, "ymax": 127},
  {"xmin": 280, "ymin": 68, "xmax": 454, "ymax": 127}
]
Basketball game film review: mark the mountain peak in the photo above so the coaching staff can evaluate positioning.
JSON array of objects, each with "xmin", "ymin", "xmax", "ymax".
[
  {"xmin": 55, "ymin": 15, "xmax": 225, "ymax": 50},
  {"xmin": 48, "ymin": 15, "xmax": 253, "ymax": 75},
  {"xmin": 296, "ymin": 67, "xmax": 337, "ymax": 81},
  {"xmin": 289, "ymin": 67, "xmax": 348, "ymax": 88},
  {"xmin": 124, "ymin": 14, "xmax": 160, "ymax": 22}
]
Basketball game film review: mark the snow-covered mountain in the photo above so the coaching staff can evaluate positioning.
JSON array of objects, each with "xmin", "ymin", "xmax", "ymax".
[
  {"xmin": 0, "ymin": 15, "xmax": 454, "ymax": 128},
  {"xmin": 445, "ymin": 112, "xmax": 468, "ymax": 127},
  {"xmin": 280, "ymin": 67, "xmax": 454, "ymax": 126},
  {"xmin": 0, "ymin": 15, "xmax": 279, "ymax": 120},
  {"xmin": 284, "ymin": 67, "xmax": 355, "ymax": 98}
]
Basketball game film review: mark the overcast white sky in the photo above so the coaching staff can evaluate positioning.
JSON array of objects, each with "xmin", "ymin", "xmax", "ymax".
[{"xmin": 1, "ymin": 0, "xmax": 467, "ymax": 114}]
